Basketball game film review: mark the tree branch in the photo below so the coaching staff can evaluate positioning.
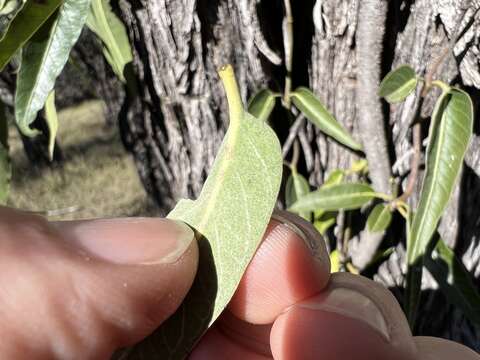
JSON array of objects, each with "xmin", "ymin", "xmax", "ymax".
[{"xmin": 351, "ymin": 0, "xmax": 390, "ymax": 270}]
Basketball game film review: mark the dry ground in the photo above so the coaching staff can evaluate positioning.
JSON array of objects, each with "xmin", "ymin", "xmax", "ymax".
[{"xmin": 7, "ymin": 101, "xmax": 157, "ymax": 221}]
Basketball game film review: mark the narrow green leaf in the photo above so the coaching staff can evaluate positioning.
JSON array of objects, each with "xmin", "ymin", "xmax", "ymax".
[
  {"xmin": 125, "ymin": 65, "xmax": 282, "ymax": 359},
  {"xmin": 291, "ymin": 87, "xmax": 363, "ymax": 151},
  {"xmin": 247, "ymin": 89, "xmax": 276, "ymax": 122},
  {"xmin": 0, "ymin": 0, "xmax": 63, "ymax": 70},
  {"xmin": 15, "ymin": 0, "xmax": 91, "ymax": 136},
  {"xmin": 324, "ymin": 169, "xmax": 344, "ymax": 186},
  {"xmin": 290, "ymin": 183, "xmax": 376, "ymax": 213},
  {"xmin": 425, "ymin": 238, "xmax": 480, "ymax": 326},
  {"xmin": 367, "ymin": 203, "xmax": 392, "ymax": 233},
  {"xmin": 313, "ymin": 212, "xmax": 336, "ymax": 235},
  {"xmin": 379, "ymin": 65, "xmax": 418, "ymax": 103},
  {"xmin": 43, "ymin": 90, "xmax": 58, "ymax": 160},
  {"xmin": 86, "ymin": 0, "xmax": 132, "ymax": 81},
  {"xmin": 349, "ymin": 159, "xmax": 368, "ymax": 174},
  {"xmin": 314, "ymin": 169, "xmax": 344, "ymax": 219},
  {"xmin": 285, "ymin": 167, "xmax": 310, "ymax": 220},
  {"xmin": 408, "ymin": 89, "xmax": 473, "ymax": 265},
  {"xmin": 0, "ymin": 102, "xmax": 10, "ymax": 204},
  {"xmin": 329, "ymin": 250, "xmax": 340, "ymax": 272}
]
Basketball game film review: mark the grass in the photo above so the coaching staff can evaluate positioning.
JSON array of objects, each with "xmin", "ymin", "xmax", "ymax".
[{"xmin": 7, "ymin": 100, "xmax": 157, "ymax": 221}]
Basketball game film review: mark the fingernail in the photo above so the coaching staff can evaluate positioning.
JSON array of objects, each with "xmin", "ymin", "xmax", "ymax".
[
  {"xmin": 272, "ymin": 209, "xmax": 329, "ymax": 270},
  {"xmin": 55, "ymin": 218, "xmax": 194, "ymax": 265},
  {"xmin": 298, "ymin": 287, "xmax": 390, "ymax": 341}
]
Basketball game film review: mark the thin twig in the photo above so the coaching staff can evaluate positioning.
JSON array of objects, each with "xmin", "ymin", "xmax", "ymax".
[
  {"xmin": 282, "ymin": 0, "xmax": 293, "ymax": 108},
  {"xmin": 291, "ymin": 139, "xmax": 300, "ymax": 169}
]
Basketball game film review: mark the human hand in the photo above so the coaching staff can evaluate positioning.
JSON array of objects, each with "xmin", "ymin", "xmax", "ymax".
[{"xmin": 0, "ymin": 207, "xmax": 478, "ymax": 359}]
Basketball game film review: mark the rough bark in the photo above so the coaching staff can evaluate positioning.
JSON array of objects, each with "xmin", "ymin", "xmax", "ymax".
[{"xmin": 116, "ymin": 0, "xmax": 480, "ymax": 349}]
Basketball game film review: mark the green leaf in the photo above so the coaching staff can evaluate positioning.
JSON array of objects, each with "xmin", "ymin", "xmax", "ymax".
[
  {"xmin": 425, "ymin": 238, "xmax": 480, "ymax": 326},
  {"xmin": 329, "ymin": 250, "xmax": 340, "ymax": 273},
  {"xmin": 291, "ymin": 87, "xmax": 363, "ymax": 151},
  {"xmin": 324, "ymin": 169, "xmax": 344, "ymax": 186},
  {"xmin": 379, "ymin": 65, "xmax": 418, "ymax": 103},
  {"xmin": 285, "ymin": 167, "xmax": 310, "ymax": 220},
  {"xmin": 0, "ymin": 0, "xmax": 63, "ymax": 70},
  {"xmin": 125, "ymin": 65, "xmax": 283, "ymax": 359},
  {"xmin": 314, "ymin": 169, "xmax": 344, "ymax": 219},
  {"xmin": 349, "ymin": 159, "xmax": 368, "ymax": 174},
  {"xmin": 15, "ymin": 0, "xmax": 91, "ymax": 136},
  {"xmin": 86, "ymin": 0, "xmax": 132, "ymax": 82},
  {"xmin": 290, "ymin": 183, "xmax": 376, "ymax": 213},
  {"xmin": 408, "ymin": 89, "xmax": 473, "ymax": 265},
  {"xmin": 313, "ymin": 212, "xmax": 336, "ymax": 235},
  {"xmin": 247, "ymin": 89, "xmax": 276, "ymax": 122},
  {"xmin": 0, "ymin": 102, "xmax": 10, "ymax": 204},
  {"xmin": 367, "ymin": 203, "xmax": 392, "ymax": 233},
  {"xmin": 43, "ymin": 90, "xmax": 58, "ymax": 160}
]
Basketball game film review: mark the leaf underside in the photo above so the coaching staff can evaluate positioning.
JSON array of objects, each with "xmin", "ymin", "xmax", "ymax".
[{"xmin": 124, "ymin": 68, "xmax": 283, "ymax": 359}]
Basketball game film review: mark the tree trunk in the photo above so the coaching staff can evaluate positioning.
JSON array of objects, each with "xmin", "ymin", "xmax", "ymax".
[{"xmin": 117, "ymin": 0, "xmax": 480, "ymax": 350}]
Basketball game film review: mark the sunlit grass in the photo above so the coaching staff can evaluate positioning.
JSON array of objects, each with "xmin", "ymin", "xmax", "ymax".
[{"xmin": 7, "ymin": 100, "xmax": 157, "ymax": 220}]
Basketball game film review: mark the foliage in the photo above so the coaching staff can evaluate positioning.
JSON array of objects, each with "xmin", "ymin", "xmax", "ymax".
[{"xmin": 85, "ymin": 0, "xmax": 132, "ymax": 82}]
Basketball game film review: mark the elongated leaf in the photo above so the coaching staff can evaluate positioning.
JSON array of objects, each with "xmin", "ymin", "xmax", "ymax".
[
  {"xmin": 367, "ymin": 203, "xmax": 392, "ymax": 233},
  {"xmin": 86, "ymin": 0, "xmax": 132, "ymax": 81},
  {"xmin": 247, "ymin": 89, "xmax": 276, "ymax": 122},
  {"xmin": 379, "ymin": 65, "xmax": 418, "ymax": 103},
  {"xmin": 0, "ymin": 0, "xmax": 63, "ymax": 70},
  {"xmin": 291, "ymin": 87, "xmax": 363, "ymax": 151},
  {"xmin": 313, "ymin": 212, "xmax": 336, "ymax": 235},
  {"xmin": 425, "ymin": 238, "xmax": 480, "ymax": 326},
  {"xmin": 349, "ymin": 159, "xmax": 368, "ymax": 174},
  {"xmin": 408, "ymin": 89, "xmax": 473, "ymax": 265},
  {"xmin": 43, "ymin": 90, "xmax": 57, "ymax": 160},
  {"xmin": 15, "ymin": 0, "xmax": 91, "ymax": 136},
  {"xmin": 314, "ymin": 169, "xmax": 344, "ymax": 219},
  {"xmin": 0, "ymin": 102, "xmax": 10, "ymax": 204},
  {"xmin": 290, "ymin": 183, "xmax": 376, "ymax": 213},
  {"xmin": 324, "ymin": 169, "xmax": 344, "ymax": 186},
  {"xmin": 330, "ymin": 250, "xmax": 340, "ymax": 273},
  {"xmin": 285, "ymin": 167, "xmax": 310, "ymax": 219},
  {"xmin": 125, "ymin": 65, "xmax": 282, "ymax": 359}
]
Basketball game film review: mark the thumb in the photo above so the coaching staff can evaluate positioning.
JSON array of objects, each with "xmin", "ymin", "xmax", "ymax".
[{"xmin": 0, "ymin": 208, "xmax": 198, "ymax": 359}]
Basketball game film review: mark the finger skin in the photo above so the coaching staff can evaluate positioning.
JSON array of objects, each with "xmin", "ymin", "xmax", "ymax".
[
  {"xmin": 228, "ymin": 211, "xmax": 331, "ymax": 324},
  {"xmin": 414, "ymin": 337, "xmax": 480, "ymax": 360},
  {"xmin": 0, "ymin": 207, "xmax": 198, "ymax": 359},
  {"xmin": 270, "ymin": 273, "xmax": 417, "ymax": 360}
]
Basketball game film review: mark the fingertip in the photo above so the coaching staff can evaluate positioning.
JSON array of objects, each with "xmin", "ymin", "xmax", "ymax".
[
  {"xmin": 270, "ymin": 273, "xmax": 417, "ymax": 360},
  {"xmin": 414, "ymin": 337, "xmax": 480, "ymax": 360},
  {"xmin": 228, "ymin": 211, "xmax": 330, "ymax": 324}
]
